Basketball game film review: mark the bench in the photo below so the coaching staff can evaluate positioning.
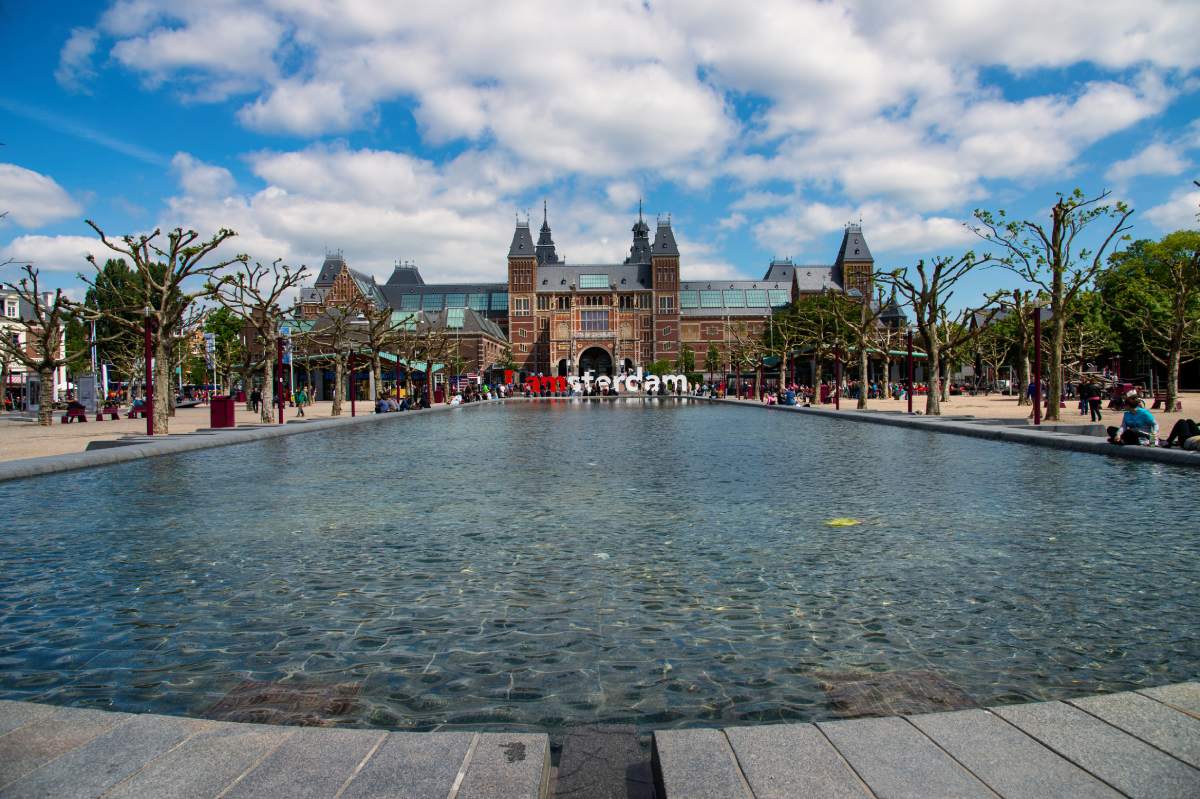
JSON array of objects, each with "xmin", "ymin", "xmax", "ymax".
[
  {"xmin": 60, "ymin": 407, "xmax": 88, "ymax": 423},
  {"xmin": 96, "ymin": 406, "xmax": 121, "ymax": 421},
  {"xmin": 126, "ymin": 408, "xmax": 149, "ymax": 419},
  {"xmin": 1152, "ymin": 393, "xmax": 1182, "ymax": 411}
]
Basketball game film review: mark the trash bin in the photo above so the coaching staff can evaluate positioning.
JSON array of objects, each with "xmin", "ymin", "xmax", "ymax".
[{"xmin": 210, "ymin": 395, "xmax": 236, "ymax": 428}]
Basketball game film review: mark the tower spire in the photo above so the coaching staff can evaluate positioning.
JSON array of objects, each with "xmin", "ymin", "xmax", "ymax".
[
  {"xmin": 543, "ymin": 199, "xmax": 548, "ymax": 226},
  {"xmin": 638, "ymin": 197, "xmax": 643, "ymax": 222}
]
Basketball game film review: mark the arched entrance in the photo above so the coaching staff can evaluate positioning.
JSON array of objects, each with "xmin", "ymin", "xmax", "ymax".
[
  {"xmin": 557, "ymin": 359, "xmax": 569, "ymax": 377},
  {"xmin": 578, "ymin": 347, "xmax": 613, "ymax": 377},
  {"xmin": 622, "ymin": 358, "xmax": 634, "ymax": 375}
]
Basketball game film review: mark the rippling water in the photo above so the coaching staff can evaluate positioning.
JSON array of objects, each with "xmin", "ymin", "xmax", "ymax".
[{"xmin": 1, "ymin": 400, "xmax": 1197, "ymax": 732}]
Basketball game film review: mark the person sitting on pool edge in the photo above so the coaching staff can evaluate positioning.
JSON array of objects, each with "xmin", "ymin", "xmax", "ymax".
[
  {"xmin": 1163, "ymin": 418, "xmax": 1200, "ymax": 450},
  {"xmin": 1107, "ymin": 391, "xmax": 1158, "ymax": 446}
]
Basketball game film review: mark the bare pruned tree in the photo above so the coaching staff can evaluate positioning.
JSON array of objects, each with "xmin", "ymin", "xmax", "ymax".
[
  {"xmin": 973, "ymin": 189, "xmax": 1132, "ymax": 420},
  {"xmin": 829, "ymin": 287, "xmax": 887, "ymax": 409},
  {"xmin": 297, "ymin": 305, "xmax": 360, "ymax": 417},
  {"xmin": 0, "ymin": 265, "xmax": 71, "ymax": 425},
  {"xmin": 209, "ymin": 258, "xmax": 308, "ymax": 421},
  {"xmin": 878, "ymin": 252, "xmax": 996, "ymax": 415},
  {"xmin": 76, "ymin": 222, "xmax": 247, "ymax": 434}
]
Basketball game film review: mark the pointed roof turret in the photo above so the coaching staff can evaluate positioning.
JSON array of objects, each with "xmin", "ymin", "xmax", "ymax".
[
  {"xmin": 651, "ymin": 216, "xmax": 679, "ymax": 257},
  {"xmin": 386, "ymin": 261, "xmax": 425, "ymax": 286},
  {"xmin": 835, "ymin": 222, "xmax": 873, "ymax": 264},
  {"xmin": 535, "ymin": 200, "xmax": 560, "ymax": 265},
  {"xmin": 625, "ymin": 200, "xmax": 652, "ymax": 264},
  {"xmin": 508, "ymin": 217, "xmax": 535, "ymax": 259}
]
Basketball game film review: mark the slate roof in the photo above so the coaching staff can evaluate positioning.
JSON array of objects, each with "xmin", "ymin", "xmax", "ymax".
[
  {"xmin": 298, "ymin": 287, "xmax": 329, "ymax": 305},
  {"xmin": 379, "ymin": 282, "xmax": 507, "ymax": 304},
  {"xmin": 508, "ymin": 222, "xmax": 535, "ymax": 258},
  {"xmin": 535, "ymin": 264, "xmax": 653, "ymax": 292},
  {"xmin": 313, "ymin": 254, "xmax": 347, "ymax": 286},
  {"xmin": 0, "ymin": 290, "xmax": 38, "ymax": 324},
  {"xmin": 385, "ymin": 264, "xmax": 425, "ymax": 285},
  {"xmin": 835, "ymin": 223, "xmax": 873, "ymax": 263},
  {"xmin": 423, "ymin": 308, "xmax": 507, "ymax": 340},
  {"xmin": 652, "ymin": 220, "xmax": 679, "ymax": 257}
]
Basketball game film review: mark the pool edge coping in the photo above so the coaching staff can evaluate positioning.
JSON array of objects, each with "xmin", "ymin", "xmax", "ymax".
[
  {"xmin": 706, "ymin": 396, "xmax": 1200, "ymax": 468},
  {"xmin": 3, "ymin": 394, "xmax": 1195, "ymax": 483},
  {"xmin": 0, "ymin": 400, "xmax": 500, "ymax": 483}
]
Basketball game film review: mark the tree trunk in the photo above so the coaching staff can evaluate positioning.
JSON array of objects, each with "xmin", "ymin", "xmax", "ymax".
[
  {"xmin": 939, "ymin": 356, "xmax": 950, "ymax": 402},
  {"xmin": 371, "ymin": 355, "xmax": 382, "ymax": 400},
  {"xmin": 857, "ymin": 347, "xmax": 869, "ymax": 409},
  {"xmin": 1045, "ymin": 313, "xmax": 1064, "ymax": 421},
  {"xmin": 331, "ymin": 360, "xmax": 344, "ymax": 416},
  {"xmin": 923, "ymin": 335, "xmax": 941, "ymax": 415},
  {"xmin": 153, "ymin": 337, "xmax": 171, "ymax": 434},
  {"xmin": 1167, "ymin": 331, "xmax": 1182, "ymax": 415},
  {"xmin": 1015, "ymin": 352, "xmax": 1030, "ymax": 406},
  {"xmin": 261, "ymin": 356, "xmax": 275, "ymax": 423},
  {"xmin": 37, "ymin": 366, "xmax": 54, "ymax": 426}
]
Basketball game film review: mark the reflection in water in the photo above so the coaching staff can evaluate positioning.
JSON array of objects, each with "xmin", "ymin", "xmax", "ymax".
[{"xmin": 0, "ymin": 400, "xmax": 1197, "ymax": 732}]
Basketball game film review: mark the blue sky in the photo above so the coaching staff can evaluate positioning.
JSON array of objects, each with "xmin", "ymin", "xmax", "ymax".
[{"xmin": 1, "ymin": 0, "xmax": 1198, "ymax": 305}]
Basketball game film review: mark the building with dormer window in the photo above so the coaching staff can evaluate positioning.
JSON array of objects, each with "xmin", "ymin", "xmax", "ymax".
[{"xmin": 297, "ymin": 204, "xmax": 874, "ymax": 379}]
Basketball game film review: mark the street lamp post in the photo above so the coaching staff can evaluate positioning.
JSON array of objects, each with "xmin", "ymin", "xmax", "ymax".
[
  {"xmin": 276, "ymin": 336, "xmax": 284, "ymax": 424},
  {"xmin": 834, "ymin": 346, "xmax": 841, "ymax": 410},
  {"xmin": 349, "ymin": 355, "xmax": 356, "ymax": 417},
  {"xmin": 906, "ymin": 329, "xmax": 914, "ymax": 415},
  {"xmin": 142, "ymin": 306, "xmax": 154, "ymax": 436},
  {"xmin": 1032, "ymin": 306, "xmax": 1042, "ymax": 425}
]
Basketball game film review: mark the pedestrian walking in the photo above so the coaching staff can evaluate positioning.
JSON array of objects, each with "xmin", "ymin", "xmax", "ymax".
[{"xmin": 294, "ymin": 385, "xmax": 307, "ymax": 416}]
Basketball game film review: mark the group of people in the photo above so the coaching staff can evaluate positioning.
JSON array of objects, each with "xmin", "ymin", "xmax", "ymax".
[{"xmin": 1104, "ymin": 389, "xmax": 1199, "ymax": 451}]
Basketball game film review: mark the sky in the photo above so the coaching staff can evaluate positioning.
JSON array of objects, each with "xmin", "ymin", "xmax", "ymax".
[{"xmin": 1, "ymin": 0, "xmax": 1198, "ymax": 305}]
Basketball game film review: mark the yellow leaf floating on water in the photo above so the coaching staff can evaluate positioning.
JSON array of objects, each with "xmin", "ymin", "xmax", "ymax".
[{"xmin": 825, "ymin": 517, "xmax": 862, "ymax": 527}]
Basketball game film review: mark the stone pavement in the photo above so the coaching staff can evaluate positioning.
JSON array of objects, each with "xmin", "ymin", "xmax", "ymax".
[
  {"xmin": 653, "ymin": 682, "xmax": 1200, "ymax": 798},
  {"xmin": 0, "ymin": 700, "xmax": 549, "ymax": 798}
]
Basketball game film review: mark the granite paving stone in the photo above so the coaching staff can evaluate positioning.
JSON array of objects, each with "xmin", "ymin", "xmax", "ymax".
[
  {"xmin": 1139, "ymin": 682, "xmax": 1200, "ymax": 718},
  {"xmin": 340, "ymin": 731, "xmax": 473, "ymax": 799},
  {"xmin": 910, "ymin": 708, "xmax": 1122, "ymax": 798},
  {"xmin": 994, "ymin": 700, "xmax": 1200, "ymax": 799},
  {"xmin": 652, "ymin": 729, "xmax": 752, "ymax": 799},
  {"xmin": 221, "ymin": 727, "xmax": 386, "ymax": 799},
  {"xmin": 554, "ymin": 724, "xmax": 653, "ymax": 799},
  {"xmin": 103, "ymin": 722, "xmax": 291, "ymax": 799},
  {"xmin": 0, "ymin": 706, "xmax": 131, "ymax": 790},
  {"xmin": 456, "ymin": 732, "xmax": 551, "ymax": 799},
  {"xmin": 724, "ymin": 723, "xmax": 871, "ymax": 799},
  {"xmin": 0, "ymin": 712, "xmax": 207, "ymax": 799},
  {"xmin": 817, "ymin": 716, "xmax": 994, "ymax": 799},
  {"xmin": 0, "ymin": 700, "xmax": 59, "ymax": 736},
  {"xmin": 1070, "ymin": 691, "xmax": 1200, "ymax": 769}
]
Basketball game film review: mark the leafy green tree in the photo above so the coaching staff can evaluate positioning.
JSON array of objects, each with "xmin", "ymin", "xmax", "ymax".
[
  {"xmin": 646, "ymin": 359, "xmax": 674, "ymax": 377},
  {"xmin": 675, "ymin": 344, "xmax": 695, "ymax": 374},
  {"xmin": 974, "ymin": 189, "xmax": 1133, "ymax": 420},
  {"xmin": 1099, "ymin": 231, "xmax": 1200, "ymax": 411},
  {"xmin": 204, "ymin": 305, "xmax": 243, "ymax": 390},
  {"xmin": 704, "ymin": 342, "xmax": 721, "ymax": 381}
]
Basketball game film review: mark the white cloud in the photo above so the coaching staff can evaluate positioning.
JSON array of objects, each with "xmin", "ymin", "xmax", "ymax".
[
  {"xmin": 754, "ymin": 199, "xmax": 974, "ymax": 258},
  {"xmin": 171, "ymin": 153, "xmax": 235, "ymax": 198},
  {"xmin": 1106, "ymin": 142, "xmax": 1191, "ymax": 183},
  {"xmin": 0, "ymin": 235, "xmax": 111, "ymax": 272},
  {"xmin": 0, "ymin": 164, "xmax": 82, "ymax": 228},
  {"xmin": 1143, "ymin": 188, "xmax": 1200, "ymax": 232},
  {"xmin": 54, "ymin": 27, "xmax": 99, "ymax": 93}
]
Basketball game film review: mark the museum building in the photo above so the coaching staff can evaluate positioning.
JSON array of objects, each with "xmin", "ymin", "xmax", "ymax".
[{"xmin": 298, "ymin": 207, "xmax": 875, "ymax": 377}]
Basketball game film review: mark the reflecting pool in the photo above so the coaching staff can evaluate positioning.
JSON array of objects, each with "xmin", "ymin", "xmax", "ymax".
[{"xmin": 1, "ymin": 400, "xmax": 1197, "ymax": 732}]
